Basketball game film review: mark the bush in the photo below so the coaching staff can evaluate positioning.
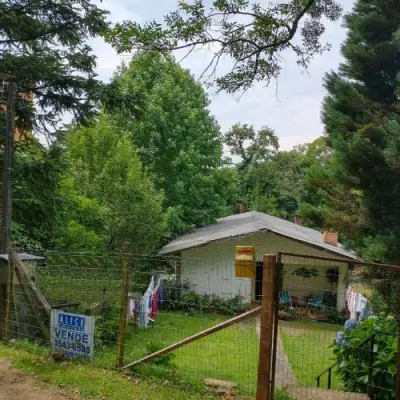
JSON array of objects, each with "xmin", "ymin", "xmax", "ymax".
[
  {"xmin": 145, "ymin": 341, "xmax": 175, "ymax": 367},
  {"xmin": 162, "ymin": 285, "xmax": 251, "ymax": 316},
  {"xmin": 94, "ymin": 301, "xmax": 120, "ymax": 349},
  {"xmin": 332, "ymin": 315, "xmax": 397, "ymax": 399}
]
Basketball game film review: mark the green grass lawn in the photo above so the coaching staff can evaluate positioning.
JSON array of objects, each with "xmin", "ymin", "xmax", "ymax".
[
  {"xmin": 96, "ymin": 313, "xmax": 342, "ymax": 395},
  {"xmin": 280, "ymin": 320, "xmax": 341, "ymax": 389},
  {"xmin": 0, "ymin": 341, "xmax": 219, "ymax": 400},
  {"xmin": 95, "ymin": 311, "xmax": 260, "ymax": 396}
]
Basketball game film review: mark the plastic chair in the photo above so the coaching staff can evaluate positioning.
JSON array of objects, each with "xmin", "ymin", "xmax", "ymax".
[
  {"xmin": 280, "ymin": 290, "xmax": 293, "ymax": 308},
  {"xmin": 307, "ymin": 294, "xmax": 324, "ymax": 311}
]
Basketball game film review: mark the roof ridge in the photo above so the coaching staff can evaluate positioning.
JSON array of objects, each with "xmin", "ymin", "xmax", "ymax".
[{"xmin": 159, "ymin": 211, "xmax": 358, "ymax": 259}]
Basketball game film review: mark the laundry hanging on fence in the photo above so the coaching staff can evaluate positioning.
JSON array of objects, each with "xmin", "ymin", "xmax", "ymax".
[
  {"xmin": 128, "ymin": 298, "xmax": 140, "ymax": 321},
  {"xmin": 158, "ymin": 280, "xmax": 165, "ymax": 306},
  {"xmin": 346, "ymin": 286, "xmax": 368, "ymax": 321},
  {"xmin": 138, "ymin": 277, "xmax": 155, "ymax": 328},
  {"xmin": 128, "ymin": 298, "xmax": 135, "ymax": 320},
  {"xmin": 151, "ymin": 279, "xmax": 161, "ymax": 318}
]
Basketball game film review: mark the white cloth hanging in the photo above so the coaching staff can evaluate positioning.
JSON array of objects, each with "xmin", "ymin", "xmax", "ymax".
[
  {"xmin": 138, "ymin": 276, "xmax": 155, "ymax": 329},
  {"xmin": 346, "ymin": 286, "xmax": 368, "ymax": 321}
]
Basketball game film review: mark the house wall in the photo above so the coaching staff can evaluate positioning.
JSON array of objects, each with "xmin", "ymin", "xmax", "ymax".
[{"xmin": 180, "ymin": 232, "xmax": 349, "ymax": 311}]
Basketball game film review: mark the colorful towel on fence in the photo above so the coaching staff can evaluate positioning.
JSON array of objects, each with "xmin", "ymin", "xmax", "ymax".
[
  {"xmin": 151, "ymin": 279, "xmax": 161, "ymax": 318},
  {"xmin": 139, "ymin": 277, "xmax": 155, "ymax": 328}
]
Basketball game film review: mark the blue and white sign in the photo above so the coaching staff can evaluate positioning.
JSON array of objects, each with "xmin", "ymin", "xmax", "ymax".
[{"xmin": 50, "ymin": 310, "xmax": 95, "ymax": 361}]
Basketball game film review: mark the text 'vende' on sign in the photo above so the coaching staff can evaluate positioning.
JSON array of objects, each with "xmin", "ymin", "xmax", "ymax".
[{"xmin": 50, "ymin": 310, "xmax": 95, "ymax": 361}]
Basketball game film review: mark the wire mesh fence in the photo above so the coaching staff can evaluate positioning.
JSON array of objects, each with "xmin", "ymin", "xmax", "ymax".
[
  {"xmin": 277, "ymin": 253, "xmax": 399, "ymax": 400},
  {"xmin": 3, "ymin": 250, "xmax": 261, "ymax": 397},
  {"xmin": 2, "ymin": 249, "xmax": 399, "ymax": 399}
]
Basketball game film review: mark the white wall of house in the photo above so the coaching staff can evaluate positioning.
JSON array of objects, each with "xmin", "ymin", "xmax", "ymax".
[{"xmin": 180, "ymin": 231, "xmax": 350, "ymax": 311}]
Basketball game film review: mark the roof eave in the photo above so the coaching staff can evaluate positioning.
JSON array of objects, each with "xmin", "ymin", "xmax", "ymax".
[{"xmin": 158, "ymin": 229, "xmax": 359, "ymax": 261}]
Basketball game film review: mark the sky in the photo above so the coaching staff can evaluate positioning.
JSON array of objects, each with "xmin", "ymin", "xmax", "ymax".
[{"xmin": 89, "ymin": 0, "xmax": 355, "ymax": 151}]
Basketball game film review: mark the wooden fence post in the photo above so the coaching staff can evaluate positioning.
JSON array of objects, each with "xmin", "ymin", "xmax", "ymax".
[
  {"xmin": 256, "ymin": 254, "xmax": 277, "ymax": 400},
  {"xmin": 116, "ymin": 254, "xmax": 129, "ymax": 370},
  {"xmin": 270, "ymin": 253, "xmax": 282, "ymax": 397},
  {"xmin": 3, "ymin": 250, "xmax": 13, "ymax": 340}
]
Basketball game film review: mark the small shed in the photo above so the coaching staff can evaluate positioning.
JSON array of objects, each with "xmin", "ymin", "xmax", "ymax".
[
  {"xmin": 0, "ymin": 253, "xmax": 45, "ymax": 340},
  {"xmin": 159, "ymin": 212, "xmax": 360, "ymax": 312},
  {"xmin": 0, "ymin": 253, "xmax": 44, "ymax": 282}
]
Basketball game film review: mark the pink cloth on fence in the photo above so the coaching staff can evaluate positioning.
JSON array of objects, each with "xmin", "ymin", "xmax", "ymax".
[{"xmin": 151, "ymin": 289, "xmax": 158, "ymax": 318}]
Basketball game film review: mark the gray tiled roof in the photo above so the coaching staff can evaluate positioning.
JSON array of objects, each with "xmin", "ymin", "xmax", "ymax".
[
  {"xmin": 159, "ymin": 211, "xmax": 359, "ymax": 259},
  {"xmin": 0, "ymin": 253, "xmax": 44, "ymax": 261}
]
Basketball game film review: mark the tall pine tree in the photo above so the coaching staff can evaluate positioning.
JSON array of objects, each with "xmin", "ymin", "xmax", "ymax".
[
  {"xmin": 0, "ymin": 0, "xmax": 109, "ymax": 134},
  {"xmin": 322, "ymin": 0, "xmax": 400, "ymax": 263}
]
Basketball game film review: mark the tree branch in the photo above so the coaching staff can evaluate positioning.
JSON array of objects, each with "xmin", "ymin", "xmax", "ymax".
[{"xmin": 0, "ymin": 17, "xmax": 81, "ymax": 45}]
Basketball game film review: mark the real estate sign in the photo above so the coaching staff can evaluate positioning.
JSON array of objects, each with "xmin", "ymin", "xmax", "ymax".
[{"xmin": 50, "ymin": 310, "xmax": 95, "ymax": 360}]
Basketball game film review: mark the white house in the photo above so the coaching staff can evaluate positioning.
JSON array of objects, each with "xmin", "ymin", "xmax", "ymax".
[{"xmin": 159, "ymin": 212, "xmax": 359, "ymax": 312}]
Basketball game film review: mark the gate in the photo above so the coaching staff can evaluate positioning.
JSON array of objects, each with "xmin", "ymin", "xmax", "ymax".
[{"xmin": 263, "ymin": 252, "xmax": 400, "ymax": 400}]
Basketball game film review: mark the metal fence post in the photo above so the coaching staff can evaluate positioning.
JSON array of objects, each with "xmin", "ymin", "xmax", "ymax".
[
  {"xmin": 367, "ymin": 334, "xmax": 375, "ymax": 398},
  {"xmin": 116, "ymin": 254, "xmax": 129, "ymax": 370},
  {"xmin": 256, "ymin": 254, "xmax": 277, "ymax": 400}
]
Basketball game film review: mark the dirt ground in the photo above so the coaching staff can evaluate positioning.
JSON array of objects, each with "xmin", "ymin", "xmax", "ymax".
[{"xmin": 0, "ymin": 359, "xmax": 77, "ymax": 400}]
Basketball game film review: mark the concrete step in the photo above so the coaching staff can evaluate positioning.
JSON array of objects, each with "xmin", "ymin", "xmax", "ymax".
[{"xmin": 287, "ymin": 386, "xmax": 369, "ymax": 400}]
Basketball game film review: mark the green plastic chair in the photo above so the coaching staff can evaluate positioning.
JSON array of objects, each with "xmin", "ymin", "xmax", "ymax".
[
  {"xmin": 279, "ymin": 290, "xmax": 293, "ymax": 308},
  {"xmin": 307, "ymin": 294, "xmax": 324, "ymax": 311}
]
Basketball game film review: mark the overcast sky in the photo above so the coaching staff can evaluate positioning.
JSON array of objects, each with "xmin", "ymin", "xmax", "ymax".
[{"xmin": 89, "ymin": 0, "xmax": 355, "ymax": 150}]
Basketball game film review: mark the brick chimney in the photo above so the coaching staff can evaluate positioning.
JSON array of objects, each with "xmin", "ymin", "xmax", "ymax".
[
  {"xmin": 323, "ymin": 231, "xmax": 338, "ymax": 247},
  {"xmin": 294, "ymin": 215, "xmax": 303, "ymax": 226},
  {"xmin": 236, "ymin": 203, "xmax": 245, "ymax": 213}
]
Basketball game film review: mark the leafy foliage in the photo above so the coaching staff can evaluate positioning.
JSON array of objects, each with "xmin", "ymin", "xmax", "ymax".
[
  {"xmin": 163, "ymin": 288, "xmax": 251, "ymax": 316},
  {"xmin": 94, "ymin": 301, "xmax": 120, "ymax": 349},
  {"xmin": 332, "ymin": 315, "xmax": 397, "ymax": 399},
  {"xmin": 105, "ymin": 0, "xmax": 342, "ymax": 92},
  {"xmin": 321, "ymin": 0, "xmax": 400, "ymax": 263},
  {"xmin": 225, "ymin": 123, "xmax": 279, "ymax": 169},
  {"xmin": 109, "ymin": 52, "xmax": 233, "ymax": 235},
  {"xmin": 62, "ymin": 114, "xmax": 165, "ymax": 253},
  {"xmin": 292, "ymin": 267, "xmax": 319, "ymax": 278},
  {"xmin": 145, "ymin": 342, "xmax": 176, "ymax": 367},
  {"xmin": 4, "ymin": 139, "xmax": 66, "ymax": 249},
  {"xmin": 0, "ymin": 0, "xmax": 109, "ymax": 135}
]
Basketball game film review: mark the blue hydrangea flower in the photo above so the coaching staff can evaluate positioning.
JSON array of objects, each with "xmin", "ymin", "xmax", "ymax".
[
  {"xmin": 336, "ymin": 331, "xmax": 348, "ymax": 347},
  {"xmin": 344, "ymin": 319, "xmax": 358, "ymax": 331}
]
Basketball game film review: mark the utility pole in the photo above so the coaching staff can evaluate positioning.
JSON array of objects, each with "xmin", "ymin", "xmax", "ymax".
[{"xmin": 1, "ymin": 81, "xmax": 15, "ymax": 253}]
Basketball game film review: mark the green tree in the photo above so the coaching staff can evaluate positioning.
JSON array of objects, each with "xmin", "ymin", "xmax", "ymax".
[
  {"xmin": 10, "ymin": 139, "xmax": 66, "ymax": 249},
  {"xmin": 110, "ymin": 52, "xmax": 230, "ymax": 233},
  {"xmin": 248, "ymin": 150, "xmax": 305, "ymax": 219},
  {"xmin": 105, "ymin": 0, "xmax": 342, "ymax": 92},
  {"xmin": 322, "ymin": 0, "xmax": 400, "ymax": 262},
  {"xmin": 225, "ymin": 123, "xmax": 279, "ymax": 170},
  {"xmin": 0, "ymin": 0, "xmax": 109, "ymax": 134},
  {"xmin": 64, "ymin": 114, "xmax": 165, "ymax": 253},
  {"xmin": 224, "ymin": 123, "xmax": 304, "ymax": 218}
]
